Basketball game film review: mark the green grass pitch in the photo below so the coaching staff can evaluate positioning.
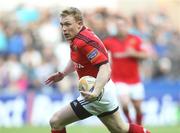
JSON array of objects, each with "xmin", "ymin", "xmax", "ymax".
[{"xmin": 0, "ymin": 125, "xmax": 179, "ymax": 133}]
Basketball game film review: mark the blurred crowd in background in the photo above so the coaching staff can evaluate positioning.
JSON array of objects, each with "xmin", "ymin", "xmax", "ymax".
[{"xmin": 0, "ymin": 5, "xmax": 179, "ymax": 95}]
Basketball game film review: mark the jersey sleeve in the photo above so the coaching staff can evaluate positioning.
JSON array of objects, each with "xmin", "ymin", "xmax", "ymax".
[
  {"xmin": 129, "ymin": 36, "xmax": 143, "ymax": 51},
  {"xmin": 103, "ymin": 37, "xmax": 111, "ymax": 50},
  {"xmin": 79, "ymin": 42, "xmax": 108, "ymax": 67},
  {"xmin": 134, "ymin": 37, "xmax": 143, "ymax": 51}
]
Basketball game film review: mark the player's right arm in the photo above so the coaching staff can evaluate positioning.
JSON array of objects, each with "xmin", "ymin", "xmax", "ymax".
[
  {"xmin": 45, "ymin": 60, "xmax": 75, "ymax": 85},
  {"xmin": 62, "ymin": 60, "xmax": 75, "ymax": 76},
  {"xmin": 80, "ymin": 62, "xmax": 111, "ymax": 100}
]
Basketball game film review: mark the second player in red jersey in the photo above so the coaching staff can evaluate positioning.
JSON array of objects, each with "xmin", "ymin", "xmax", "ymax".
[
  {"xmin": 104, "ymin": 34, "xmax": 142, "ymax": 84},
  {"xmin": 103, "ymin": 16, "xmax": 149, "ymax": 125}
]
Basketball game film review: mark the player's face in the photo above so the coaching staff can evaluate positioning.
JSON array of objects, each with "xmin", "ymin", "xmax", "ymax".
[
  {"xmin": 116, "ymin": 19, "xmax": 128, "ymax": 37},
  {"xmin": 60, "ymin": 15, "xmax": 82, "ymax": 41}
]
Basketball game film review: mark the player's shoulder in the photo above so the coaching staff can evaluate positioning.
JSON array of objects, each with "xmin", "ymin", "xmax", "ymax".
[
  {"xmin": 103, "ymin": 36, "xmax": 117, "ymax": 42},
  {"xmin": 74, "ymin": 27, "xmax": 97, "ymax": 47},
  {"xmin": 73, "ymin": 37, "xmax": 85, "ymax": 48},
  {"xmin": 128, "ymin": 34, "xmax": 142, "ymax": 43},
  {"xmin": 79, "ymin": 27, "xmax": 96, "ymax": 40}
]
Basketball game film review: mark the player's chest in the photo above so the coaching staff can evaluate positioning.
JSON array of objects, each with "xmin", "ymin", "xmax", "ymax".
[
  {"xmin": 70, "ymin": 45, "xmax": 87, "ymax": 64},
  {"xmin": 110, "ymin": 40, "xmax": 130, "ymax": 52}
]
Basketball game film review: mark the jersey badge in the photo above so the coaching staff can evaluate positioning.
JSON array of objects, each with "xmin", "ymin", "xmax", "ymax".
[
  {"xmin": 71, "ymin": 45, "xmax": 78, "ymax": 51},
  {"xmin": 128, "ymin": 38, "xmax": 136, "ymax": 46},
  {"xmin": 87, "ymin": 49, "xmax": 98, "ymax": 61}
]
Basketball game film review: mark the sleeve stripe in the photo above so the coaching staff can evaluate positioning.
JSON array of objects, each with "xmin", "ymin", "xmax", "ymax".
[
  {"xmin": 95, "ymin": 60, "xmax": 108, "ymax": 68},
  {"xmin": 76, "ymin": 34, "xmax": 108, "ymax": 58}
]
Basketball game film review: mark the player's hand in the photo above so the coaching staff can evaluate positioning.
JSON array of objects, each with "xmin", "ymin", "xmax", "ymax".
[
  {"xmin": 125, "ymin": 47, "xmax": 137, "ymax": 57},
  {"xmin": 80, "ymin": 90, "xmax": 99, "ymax": 101},
  {"xmin": 113, "ymin": 53, "xmax": 126, "ymax": 58},
  {"xmin": 113, "ymin": 47, "xmax": 137, "ymax": 58},
  {"xmin": 45, "ymin": 72, "xmax": 64, "ymax": 86}
]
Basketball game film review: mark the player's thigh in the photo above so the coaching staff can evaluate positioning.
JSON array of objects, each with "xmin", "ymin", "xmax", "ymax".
[
  {"xmin": 115, "ymin": 83, "xmax": 131, "ymax": 106},
  {"xmin": 50, "ymin": 104, "xmax": 79, "ymax": 127},
  {"xmin": 130, "ymin": 83, "xmax": 145, "ymax": 101},
  {"xmin": 130, "ymin": 83, "xmax": 145, "ymax": 111},
  {"xmin": 98, "ymin": 110, "xmax": 129, "ymax": 133},
  {"xmin": 118, "ymin": 94, "xmax": 131, "ymax": 107}
]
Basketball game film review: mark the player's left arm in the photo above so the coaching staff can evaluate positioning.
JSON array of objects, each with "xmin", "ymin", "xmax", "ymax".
[
  {"xmin": 126, "ymin": 47, "xmax": 148, "ymax": 60},
  {"xmin": 79, "ymin": 40, "xmax": 110, "ymax": 100},
  {"xmin": 126, "ymin": 37, "xmax": 149, "ymax": 60},
  {"xmin": 80, "ymin": 62, "xmax": 111, "ymax": 100},
  {"xmin": 93, "ymin": 62, "xmax": 111, "ymax": 97}
]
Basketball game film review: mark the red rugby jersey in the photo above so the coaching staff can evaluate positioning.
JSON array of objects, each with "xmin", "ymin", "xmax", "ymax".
[
  {"xmin": 70, "ymin": 26, "xmax": 108, "ymax": 78},
  {"xmin": 103, "ymin": 34, "xmax": 143, "ymax": 84}
]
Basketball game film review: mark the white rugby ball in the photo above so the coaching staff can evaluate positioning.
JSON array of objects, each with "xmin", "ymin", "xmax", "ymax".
[{"xmin": 78, "ymin": 76, "xmax": 96, "ymax": 92}]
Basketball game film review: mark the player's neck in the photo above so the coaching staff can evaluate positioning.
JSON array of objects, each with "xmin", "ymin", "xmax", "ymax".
[
  {"xmin": 69, "ymin": 25, "xmax": 84, "ymax": 43},
  {"xmin": 117, "ymin": 33, "xmax": 127, "ymax": 40},
  {"xmin": 78, "ymin": 25, "xmax": 85, "ymax": 33}
]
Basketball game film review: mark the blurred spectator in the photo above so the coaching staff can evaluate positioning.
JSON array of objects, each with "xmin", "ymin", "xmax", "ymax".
[
  {"xmin": 20, "ymin": 44, "xmax": 42, "ymax": 68},
  {"xmin": 0, "ymin": 20, "xmax": 8, "ymax": 55},
  {"xmin": 5, "ymin": 24, "xmax": 25, "ymax": 57},
  {"xmin": 37, "ymin": 9, "xmax": 61, "ymax": 46},
  {"xmin": 4, "ymin": 54, "xmax": 27, "ymax": 93},
  {"xmin": 54, "ymin": 42, "xmax": 70, "ymax": 72},
  {"xmin": 15, "ymin": 4, "xmax": 39, "ymax": 25}
]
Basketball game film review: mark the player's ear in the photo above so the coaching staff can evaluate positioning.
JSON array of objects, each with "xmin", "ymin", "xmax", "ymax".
[{"xmin": 78, "ymin": 21, "xmax": 83, "ymax": 26}]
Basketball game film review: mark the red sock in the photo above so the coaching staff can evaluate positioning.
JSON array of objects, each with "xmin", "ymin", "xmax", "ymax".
[
  {"xmin": 128, "ymin": 123, "xmax": 151, "ymax": 133},
  {"xmin": 51, "ymin": 128, "xmax": 66, "ymax": 133},
  {"xmin": 136, "ymin": 113, "xmax": 143, "ymax": 125},
  {"xmin": 124, "ymin": 109, "xmax": 132, "ymax": 123}
]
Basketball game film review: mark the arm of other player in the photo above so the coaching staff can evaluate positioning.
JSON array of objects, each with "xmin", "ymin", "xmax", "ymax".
[{"xmin": 120, "ymin": 47, "xmax": 148, "ymax": 59}]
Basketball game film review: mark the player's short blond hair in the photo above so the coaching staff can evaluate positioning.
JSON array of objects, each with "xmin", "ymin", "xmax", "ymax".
[{"xmin": 60, "ymin": 7, "xmax": 83, "ymax": 23}]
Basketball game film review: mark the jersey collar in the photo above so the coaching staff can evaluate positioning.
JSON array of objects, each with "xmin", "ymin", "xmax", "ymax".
[{"xmin": 71, "ymin": 26, "xmax": 86, "ymax": 42}]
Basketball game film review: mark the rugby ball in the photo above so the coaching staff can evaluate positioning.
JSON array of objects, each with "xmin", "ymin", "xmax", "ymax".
[{"xmin": 78, "ymin": 76, "xmax": 96, "ymax": 92}]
